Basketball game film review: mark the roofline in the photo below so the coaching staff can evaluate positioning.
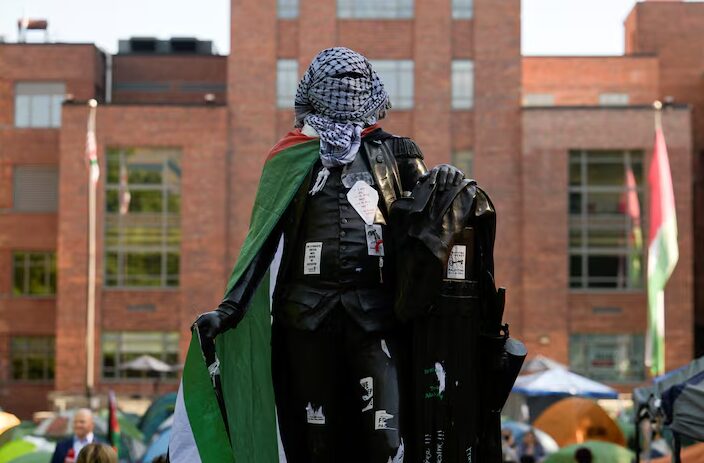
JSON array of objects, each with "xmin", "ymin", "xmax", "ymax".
[
  {"xmin": 522, "ymin": 104, "xmax": 690, "ymax": 111},
  {"xmin": 114, "ymin": 53, "xmax": 227, "ymax": 58},
  {"xmin": 0, "ymin": 42, "xmax": 99, "ymax": 47},
  {"xmin": 522, "ymin": 53, "xmax": 657, "ymax": 59},
  {"xmin": 63, "ymin": 100, "xmax": 227, "ymax": 107}
]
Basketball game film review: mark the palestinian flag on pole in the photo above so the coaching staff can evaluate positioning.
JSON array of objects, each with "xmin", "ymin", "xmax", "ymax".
[
  {"xmin": 107, "ymin": 390, "xmax": 121, "ymax": 454},
  {"xmin": 86, "ymin": 100, "xmax": 99, "ymax": 183},
  {"xmin": 645, "ymin": 123, "xmax": 679, "ymax": 377},
  {"xmin": 623, "ymin": 165, "xmax": 643, "ymax": 288},
  {"xmin": 169, "ymin": 130, "xmax": 320, "ymax": 463}
]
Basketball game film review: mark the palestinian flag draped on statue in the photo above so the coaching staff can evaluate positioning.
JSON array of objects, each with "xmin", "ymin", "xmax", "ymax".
[
  {"xmin": 169, "ymin": 130, "xmax": 321, "ymax": 463},
  {"xmin": 645, "ymin": 124, "xmax": 679, "ymax": 377}
]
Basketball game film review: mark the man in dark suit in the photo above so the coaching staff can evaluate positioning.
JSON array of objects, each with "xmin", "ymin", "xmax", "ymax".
[{"xmin": 50, "ymin": 408, "xmax": 98, "ymax": 463}]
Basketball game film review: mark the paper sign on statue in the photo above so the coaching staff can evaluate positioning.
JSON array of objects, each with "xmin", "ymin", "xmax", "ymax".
[{"xmin": 347, "ymin": 180, "xmax": 379, "ymax": 225}]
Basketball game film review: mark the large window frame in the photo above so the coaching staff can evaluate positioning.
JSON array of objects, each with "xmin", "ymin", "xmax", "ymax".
[
  {"xmin": 10, "ymin": 336, "xmax": 55, "ymax": 382},
  {"xmin": 337, "ymin": 0, "xmax": 414, "ymax": 19},
  {"xmin": 452, "ymin": 149, "xmax": 474, "ymax": 178},
  {"xmin": 370, "ymin": 60, "xmax": 414, "ymax": 110},
  {"xmin": 101, "ymin": 331, "xmax": 179, "ymax": 381},
  {"xmin": 569, "ymin": 333, "xmax": 645, "ymax": 383},
  {"xmin": 104, "ymin": 147, "xmax": 181, "ymax": 288},
  {"xmin": 14, "ymin": 82, "xmax": 65, "ymax": 128},
  {"xmin": 452, "ymin": 0, "xmax": 473, "ymax": 19},
  {"xmin": 277, "ymin": 0, "xmax": 299, "ymax": 18},
  {"xmin": 12, "ymin": 251, "xmax": 56, "ymax": 296},
  {"xmin": 569, "ymin": 149, "xmax": 645, "ymax": 290},
  {"xmin": 451, "ymin": 60, "xmax": 474, "ymax": 109},
  {"xmin": 277, "ymin": 59, "xmax": 299, "ymax": 108}
]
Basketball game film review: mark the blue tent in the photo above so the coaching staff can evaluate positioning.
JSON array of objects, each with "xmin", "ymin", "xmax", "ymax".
[
  {"xmin": 141, "ymin": 427, "xmax": 170, "ymax": 463},
  {"xmin": 513, "ymin": 368, "xmax": 618, "ymax": 399}
]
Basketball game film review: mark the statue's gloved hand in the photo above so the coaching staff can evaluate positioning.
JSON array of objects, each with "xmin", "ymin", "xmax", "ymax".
[
  {"xmin": 423, "ymin": 164, "xmax": 464, "ymax": 191},
  {"xmin": 193, "ymin": 302, "xmax": 241, "ymax": 340}
]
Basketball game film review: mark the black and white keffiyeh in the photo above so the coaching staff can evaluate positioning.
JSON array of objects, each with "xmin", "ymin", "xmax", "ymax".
[{"xmin": 294, "ymin": 47, "xmax": 391, "ymax": 170}]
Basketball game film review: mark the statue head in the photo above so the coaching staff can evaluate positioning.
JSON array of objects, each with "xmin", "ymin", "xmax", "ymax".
[{"xmin": 293, "ymin": 47, "xmax": 391, "ymax": 128}]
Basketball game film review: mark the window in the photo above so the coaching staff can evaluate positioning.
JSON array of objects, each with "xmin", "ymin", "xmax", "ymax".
[
  {"xmin": 11, "ymin": 337, "xmax": 55, "ymax": 382},
  {"xmin": 277, "ymin": 59, "xmax": 299, "ymax": 108},
  {"xmin": 452, "ymin": 0, "xmax": 473, "ymax": 19},
  {"xmin": 102, "ymin": 332, "xmax": 179, "ymax": 380},
  {"xmin": 278, "ymin": 0, "xmax": 299, "ymax": 18},
  {"xmin": 570, "ymin": 333, "xmax": 645, "ymax": 382},
  {"xmin": 13, "ymin": 165, "xmax": 58, "ymax": 212},
  {"xmin": 452, "ymin": 150, "xmax": 473, "ymax": 178},
  {"xmin": 105, "ymin": 148, "xmax": 181, "ymax": 287},
  {"xmin": 569, "ymin": 150, "xmax": 645, "ymax": 289},
  {"xmin": 14, "ymin": 82, "xmax": 65, "ymax": 128},
  {"xmin": 370, "ymin": 60, "xmax": 414, "ymax": 109},
  {"xmin": 451, "ymin": 60, "xmax": 474, "ymax": 109},
  {"xmin": 13, "ymin": 252, "xmax": 56, "ymax": 296},
  {"xmin": 523, "ymin": 93, "xmax": 555, "ymax": 107},
  {"xmin": 599, "ymin": 93, "xmax": 629, "ymax": 106},
  {"xmin": 337, "ymin": 0, "xmax": 413, "ymax": 19}
]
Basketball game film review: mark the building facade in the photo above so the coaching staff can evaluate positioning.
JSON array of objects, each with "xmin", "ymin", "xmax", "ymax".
[{"xmin": 0, "ymin": 0, "xmax": 700, "ymax": 417}]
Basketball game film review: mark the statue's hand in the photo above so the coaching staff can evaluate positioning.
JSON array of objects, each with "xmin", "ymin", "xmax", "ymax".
[
  {"xmin": 193, "ymin": 310, "xmax": 229, "ymax": 340},
  {"xmin": 424, "ymin": 164, "xmax": 464, "ymax": 191}
]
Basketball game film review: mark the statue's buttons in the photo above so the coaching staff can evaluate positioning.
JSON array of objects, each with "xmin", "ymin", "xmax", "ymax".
[
  {"xmin": 340, "ymin": 231, "xmax": 346, "ymax": 237},
  {"xmin": 376, "ymin": 154, "xmax": 383, "ymax": 163},
  {"xmin": 341, "ymin": 218, "xmax": 348, "ymax": 224},
  {"xmin": 338, "ymin": 193, "xmax": 345, "ymax": 199}
]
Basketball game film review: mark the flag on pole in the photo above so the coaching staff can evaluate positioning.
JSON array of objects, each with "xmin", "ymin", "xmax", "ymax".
[
  {"xmin": 118, "ymin": 162, "xmax": 131, "ymax": 215},
  {"xmin": 622, "ymin": 165, "xmax": 643, "ymax": 288},
  {"xmin": 107, "ymin": 390, "xmax": 121, "ymax": 454},
  {"xmin": 645, "ymin": 119, "xmax": 679, "ymax": 376},
  {"xmin": 169, "ymin": 131, "xmax": 320, "ymax": 463},
  {"xmin": 86, "ymin": 100, "xmax": 99, "ymax": 183}
]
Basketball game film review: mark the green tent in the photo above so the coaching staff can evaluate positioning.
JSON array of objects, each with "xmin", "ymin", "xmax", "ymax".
[
  {"xmin": 7, "ymin": 451, "xmax": 52, "ymax": 463},
  {"xmin": 544, "ymin": 440, "xmax": 634, "ymax": 463}
]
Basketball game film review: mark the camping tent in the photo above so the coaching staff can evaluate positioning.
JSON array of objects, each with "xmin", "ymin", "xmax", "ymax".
[
  {"xmin": 633, "ymin": 356, "xmax": 704, "ymax": 463},
  {"xmin": 533, "ymin": 397, "xmax": 625, "ymax": 447},
  {"xmin": 513, "ymin": 369, "xmax": 618, "ymax": 399},
  {"xmin": 511, "ymin": 368, "xmax": 618, "ymax": 420}
]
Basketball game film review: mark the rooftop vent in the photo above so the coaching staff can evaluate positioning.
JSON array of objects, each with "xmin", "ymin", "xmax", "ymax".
[
  {"xmin": 129, "ymin": 37, "xmax": 158, "ymax": 53},
  {"xmin": 118, "ymin": 37, "xmax": 215, "ymax": 55},
  {"xmin": 170, "ymin": 37, "xmax": 198, "ymax": 53}
]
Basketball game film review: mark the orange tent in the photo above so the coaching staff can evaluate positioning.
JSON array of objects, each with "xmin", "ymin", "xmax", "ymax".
[
  {"xmin": 651, "ymin": 442, "xmax": 704, "ymax": 463},
  {"xmin": 533, "ymin": 397, "xmax": 625, "ymax": 447}
]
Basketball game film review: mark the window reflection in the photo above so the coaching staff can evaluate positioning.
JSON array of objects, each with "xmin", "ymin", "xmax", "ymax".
[
  {"xmin": 101, "ymin": 332, "xmax": 179, "ymax": 380},
  {"xmin": 568, "ymin": 150, "xmax": 644, "ymax": 289},
  {"xmin": 104, "ymin": 148, "xmax": 181, "ymax": 287}
]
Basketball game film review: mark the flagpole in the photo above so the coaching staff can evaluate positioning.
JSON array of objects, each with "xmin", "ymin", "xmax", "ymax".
[
  {"xmin": 86, "ymin": 99, "xmax": 98, "ymax": 405},
  {"xmin": 653, "ymin": 100, "xmax": 663, "ymax": 131}
]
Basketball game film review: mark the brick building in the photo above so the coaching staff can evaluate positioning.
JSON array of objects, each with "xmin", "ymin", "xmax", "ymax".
[{"xmin": 0, "ymin": 0, "xmax": 701, "ymax": 417}]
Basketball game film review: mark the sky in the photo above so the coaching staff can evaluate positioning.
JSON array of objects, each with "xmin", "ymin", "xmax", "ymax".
[{"xmin": 0, "ymin": 0, "xmax": 701, "ymax": 56}]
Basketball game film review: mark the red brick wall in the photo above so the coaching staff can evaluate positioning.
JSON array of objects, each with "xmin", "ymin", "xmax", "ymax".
[
  {"xmin": 0, "ymin": 43, "xmax": 103, "ymax": 415},
  {"xmin": 523, "ymin": 56, "xmax": 660, "ymax": 106},
  {"xmin": 473, "ymin": 0, "xmax": 523, "ymax": 333},
  {"xmin": 626, "ymin": 2, "xmax": 704, "ymax": 354},
  {"xmin": 112, "ymin": 54, "xmax": 227, "ymax": 104},
  {"xmin": 56, "ymin": 103, "xmax": 228, "ymax": 393},
  {"xmin": 521, "ymin": 107, "xmax": 694, "ymax": 373},
  {"xmin": 229, "ymin": 0, "xmax": 521, "ymax": 336}
]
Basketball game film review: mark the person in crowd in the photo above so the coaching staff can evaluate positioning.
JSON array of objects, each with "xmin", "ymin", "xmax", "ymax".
[
  {"xmin": 574, "ymin": 446, "xmax": 593, "ymax": 463},
  {"xmin": 76, "ymin": 443, "xmax": 117, "ymax": 463},
  {"xmin": 501, "ymin": 428, "xmax": 519, "ymax": 462},
  {"xmin": 50, "ymin": 409, "xmax": 100, "ymax": 463},
  {"xmin": 518, "ymin": 428, "xmax": 545, "ymax": 463}
]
